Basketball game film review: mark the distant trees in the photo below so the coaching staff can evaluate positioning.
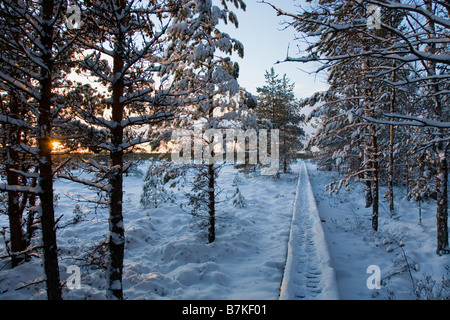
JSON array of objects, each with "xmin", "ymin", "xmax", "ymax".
[
  {"xmin": 266, "ymin": 0, "xmax": 449, "ymax": 254},
  {"xmin": 256, "ymin": 68, "xmax": 305, "ymax": 173}
]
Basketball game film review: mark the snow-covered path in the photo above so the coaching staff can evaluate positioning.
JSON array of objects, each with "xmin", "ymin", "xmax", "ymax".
[{"xmin": 279, "ymin": 161, "xmax": 339, "ymax": 300}]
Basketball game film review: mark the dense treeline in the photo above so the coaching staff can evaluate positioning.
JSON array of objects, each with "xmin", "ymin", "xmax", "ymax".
[{"xmin": 266, "ymin": 0, "xmax": 449, "ymax": 254}]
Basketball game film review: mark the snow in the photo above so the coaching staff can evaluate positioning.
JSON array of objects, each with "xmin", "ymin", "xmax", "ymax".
[
  {"xmin": 0, "ymin": 159, "xmax": 448, "ymax": 300},
  {"xmin": 363, "ymin": 113, "xmax": 450, "ymax": 129},
  {"xmin": 306, "ymin": 161, "xmax": 450, "ymax": 300},
  {"xmin": 279, "ymin": 162, "xmax": 339, "ymax": 300},
  {"xmin": 193, "ymin": 43, "xmax": 212, "ymax": 62},
  {"xmin": 0, "ymin": 161, "xmax": 299, "ymax": 299},
  {"xmin": 0, "ymin": 183, "xmax": 42, "ymax": 194}
]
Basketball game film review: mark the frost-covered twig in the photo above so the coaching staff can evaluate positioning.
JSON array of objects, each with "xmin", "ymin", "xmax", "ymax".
[{"xmin": 361, "ymin": 113, "xmax": 450, "ymax": 129}]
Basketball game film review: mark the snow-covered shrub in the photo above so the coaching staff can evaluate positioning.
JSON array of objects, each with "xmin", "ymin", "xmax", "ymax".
[{"xmin": 232, "ymin": 174, "xmax": 246, "ymax": 208}]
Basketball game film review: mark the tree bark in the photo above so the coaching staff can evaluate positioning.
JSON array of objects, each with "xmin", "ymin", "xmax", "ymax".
[
  {"xmin": 6, "ymin": 94, "xmax": 26, "ymax": 267},
  {"xmin": 207, "ymin": 163, "xmax": 216, "ymax": 243},
  {"xmin": 107, "ymin": 0, "xmax": 126, "ymax": 299},
  {"xmin": 368, "ymin": 88, "xmax": 379, "ymax": 231},
  {"xmin": 107, "ymin": 59, "xmax": 125, "ymax": 300},
  {"xmin": 424, "ymin": 0, "xmax": 448, "ymax": 254},
  {"xmin": 371, "ymin": 126, "xmax": 379, "ymax": 232},
  {"xmin": 38, "ymin": 0, "xmax": 62, "ymax": 300},
  {"xmin": 364, "ymin": 125, "xmax": 373, "ymax": 208},
  {"xmin": 362, "ymin": 59, "xmax": 373, "ymax": 209},
  {"xmin": 436, "ymin": 150, "xmax": 449, "ymax": 254},
  {"xmin": 388, "ymin": 63, "xmax": 396, "ymax": 218},
  {"xmin": 107, "ymin": 148, "xmax": 125, "ymax": 299}
]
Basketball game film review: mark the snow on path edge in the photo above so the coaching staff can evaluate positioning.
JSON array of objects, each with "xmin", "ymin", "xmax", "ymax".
[{"xmin": 279, "ymin": 161, "xmax": 339, "ymax": 300}]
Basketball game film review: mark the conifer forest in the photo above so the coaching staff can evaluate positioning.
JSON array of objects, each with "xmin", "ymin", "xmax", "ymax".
[{"xmin": 0, "ymin": 0, "xmax": 448, "ymax": 302}]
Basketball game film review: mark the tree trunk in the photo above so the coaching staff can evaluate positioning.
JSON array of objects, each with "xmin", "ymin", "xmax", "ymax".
[
  {"xmin": 6, "ymin": 94, "xmax": 26, "ymax": 267},
  {"xmin": 207, "ymin": 163, "xmax": 216, "ymax": 243},
  {"xmin": 436, "ymin": 146, "xmax": 449, "ymax": 254},
  {"xmin": 107, "ymin": 149, "xmax": 125, "ymax": 299},
  {"xmin": 424, "ymin": 0, "xmax": 448, "ymax": 254},
  {"xmin": 107, "ymin": 2, "xmax": 126, "ymax": 297},
  {"xmin": 206, "ymin": 93, "xmax": 216, "ymax": 244},
  {"xmin": 368, "ymin": 85, "xmax": 379, "ymax": 231},
  {"xmin": 107, "ymin": 67, "xmax": 125, "ymax": 300},
  {"xmin": 39, "ymin": 138, "xmax": 61, "ymax": 300},
  {"xmin": 25, "ymin": 174, "xmax": 38, "ymax": 249},
  {"xmin": 7, "ymin": 155, "xmax": 25, "ymax": 268},
  {"xmin": 388, "ymin": 64, "xmax": 396, "ymax": 217},
  {"xmin": 364, "ymin": 58, "xmax": 377, "ymax": 229},
  {"xmin": 38, "ymin": 0, "xmax": 62, "ymax": 300},
  {"xmin": 371, "ymin": 128, "xmax": 379, "ymax": 232},
  {"xmin": 364, "ymin": 130, "xmax": 373, "ymax": 208}
]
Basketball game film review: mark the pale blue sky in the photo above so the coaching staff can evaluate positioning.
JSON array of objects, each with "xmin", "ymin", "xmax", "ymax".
[{"xmin": 221, "ymin": 0, "xmax": 329, "ymax": 99}]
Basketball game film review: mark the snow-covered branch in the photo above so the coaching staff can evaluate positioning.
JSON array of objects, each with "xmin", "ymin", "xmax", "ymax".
[
  {"xmin": 366, "ymin": 0, "xmax": 450, "ymax": 29},
  {"xmin": 361, "ymin": 113, "xmax": 450, "ymax": 128},
  {"xmin": 0, "ymin": 114, "xmax": 35, "ymax": 130},
  {"xmin": 0, "ymin": 71, "xmax": 41, "ymax": 100},
  {"xmin": 0, "ymin": 183, "xmax": 42, "ymax": 194},
  {"xmin": 9, "ymin": 169, "xmax": 39, "ymax": 179},
  {"xmin": 120, "ymin": 111, "xmax": 174, "ymax": 127},
  {"xmin": 119, "ymin": 136, "xmax": 151, "ymax": 151},
  {"xmin": 57, "ymin": 174, "xmax": 111, "ymax": 193}
]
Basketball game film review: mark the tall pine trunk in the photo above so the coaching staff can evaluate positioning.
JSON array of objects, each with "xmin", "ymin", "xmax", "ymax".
[
  {"xmin": 371, "ymin": 126, "xmax": 379, "ymax": 232},
  {"xmin": 6, "ymin": 94, "xmax": 26, "ymax": 267},
  {"xmin": 207, "ymin": 163, "xmax": 216, "ymax": 243},
  {"xmin": 107, "ymin": 0, "xmax": 126, "ymax": 298},
  {"xmin": 363, "ymin": 106, "xmax": 373, "ymax": 208},
  {"xmin": 368, "ymin": 90, "xmax": 379, "ymax": 231},
  {"xmin": 206, "ymin": 103, "xmax": 216, "ymax": 244},
  {"xmin": 107, "ymin": 148, "xmax": 124, "ymax": 299},
  {"xmin": 107, "ymin": 52, "xmax": 125, "ymax": 301},
  {"xmin": 38, "ymin": 0, "xmax": 62, "ymax": 300},
  {"xmin": 387, "ymin": 115, "xmax": 395, "ymax": 217},
  {"xmin": 388, "ymin": 64, "xmax": 396, "ymax": 218},
  {"xmin": 424, "ymin": 0, "xmax": 448, "ymax": 254},
  {"xmin": 362, "ymin": 59, "xmax": 373, "ymax": 209},
  {"xmin": 436, "ymin": 149, "xmax": 449, "ymax": 253},
  {"xmin": 363, "ymin": 139, "xmax": 373, "ymax": 208}
]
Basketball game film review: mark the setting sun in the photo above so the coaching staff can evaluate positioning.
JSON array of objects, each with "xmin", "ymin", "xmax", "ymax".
[{"xmin": 51, "ymin": 141, "xmax": 63, "ymax": 149}]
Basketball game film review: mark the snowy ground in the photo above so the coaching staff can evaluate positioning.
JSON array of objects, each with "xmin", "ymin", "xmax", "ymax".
[
  {"xmin": 279, "ymin": 161, "xmax": 339, "ymax": 300},
  {"xmin": 0, "ymin": 159, "xmax": 448, "ymax": 300},
  {"xmin": 0, "ymin": 161, "xmax": 300, "ymax": 300},
  {"xmin": 306, "ymin": 161, "xmax": 450, "ymax": 300}
]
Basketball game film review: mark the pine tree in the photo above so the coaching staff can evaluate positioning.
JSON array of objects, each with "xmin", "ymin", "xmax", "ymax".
[
  {"xmin": 289, "ymin": 0, "xmax": 412, "ymax": 230},
  {"xmin": 57, "ymin": 0, "xmax": 175, "ymax": 299},
  {"xmin": 0, "ymin": 20, "xmax": 32, "ymax": 267},
  {"xmin": 256, "ymin": 68, "xmax": 304, "ymax": 173},
  {"xmin": 0, "ymin": 0, "xmax": 83, "ymax": 299},
  {"xmin": 166, "ymin": 0, "xmax": 246, "ymax": 243},
  {"xmin": 140, "ymin": 160, "xmax": 173, "ymax": 209}
]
